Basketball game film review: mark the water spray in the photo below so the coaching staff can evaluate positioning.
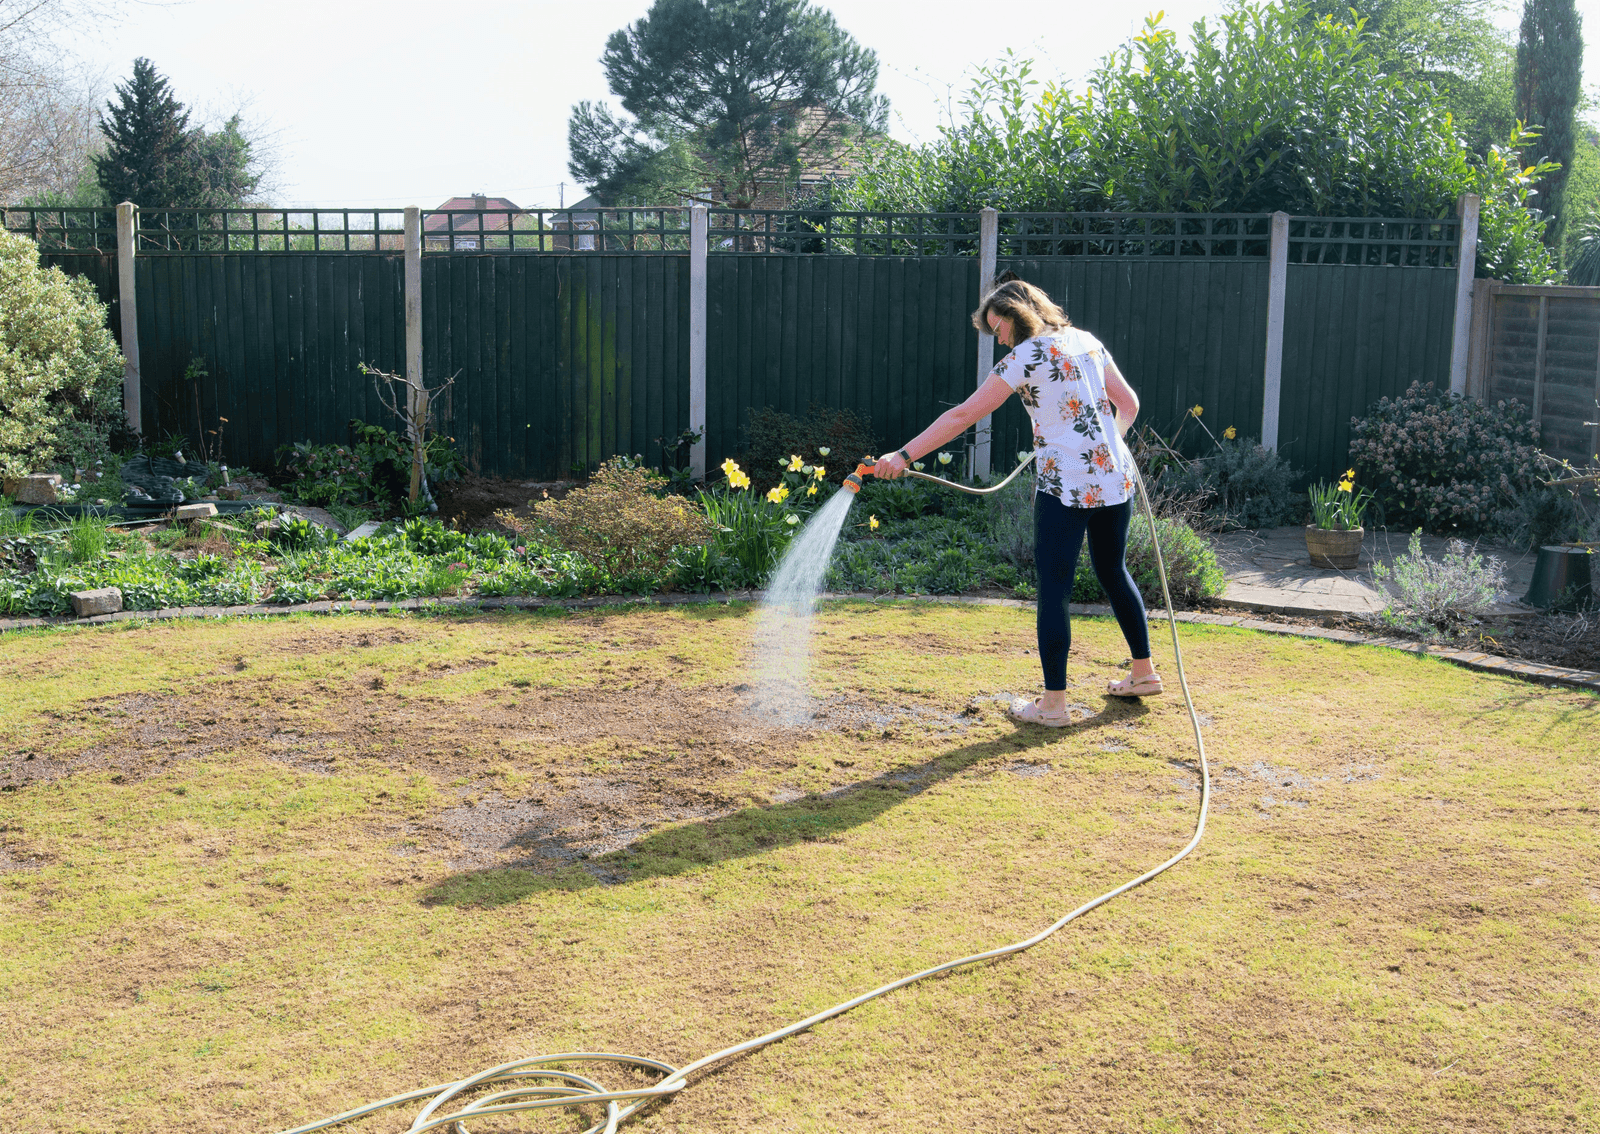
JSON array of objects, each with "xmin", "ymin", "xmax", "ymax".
[{"xmin": 281, "ymin": 457, "xmax": 1209, "ymax": 1134}]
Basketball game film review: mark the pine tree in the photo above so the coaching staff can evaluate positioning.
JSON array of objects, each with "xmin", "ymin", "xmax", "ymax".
[
  {"xmin": 94, "ymin": 58, "xmax": 205, "ymax": 207},
  {"xmin": 1515, "ymin": 0, "xmax": 1584, "ymax": 249},
  {"xmin": 568, "ymin": 0, "xmax": 887, "ymax": 208}
]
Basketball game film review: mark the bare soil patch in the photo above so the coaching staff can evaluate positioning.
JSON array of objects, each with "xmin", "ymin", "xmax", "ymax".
[{"xmin": 433, "ymin": 474, "xmax": 575, "ymax": 530}]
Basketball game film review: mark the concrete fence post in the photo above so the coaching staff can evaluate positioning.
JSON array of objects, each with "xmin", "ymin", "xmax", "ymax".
[
  {"xmin": 689, "ymin": 205, "xmax": 708, "ymax": 481},
  {"xmin": 1448, "ymin": 192, "xmax": 1482, "ymax": 396},
  {"xmin": 973, "ymin": 206, "xmax": 999, "ymax": 480},
  {"xmin": 1261, "ymin": 211, "xmax": 1289, "ymax": 451},
  {"xmin": 115, "ymin": 202, "xmax": 141, "ymax": 436}
]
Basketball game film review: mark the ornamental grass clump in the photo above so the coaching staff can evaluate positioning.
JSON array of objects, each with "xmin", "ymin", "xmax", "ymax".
[
  {"xmin": 1349, "ymin": 382, "xmax": 1541, "ymax": 535},
  {"xmin": 499, "ymin": 458, "xmax": 714, "ymax": 577}
]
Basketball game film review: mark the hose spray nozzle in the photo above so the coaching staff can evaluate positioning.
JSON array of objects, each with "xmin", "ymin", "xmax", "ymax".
[{"xmin": 842, "ymin": 455, "xmax": 876, "ymax": 494}]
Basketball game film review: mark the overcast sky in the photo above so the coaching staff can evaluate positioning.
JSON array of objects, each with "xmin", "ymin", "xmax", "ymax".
[{"xmin": 65, "ymin": 0, "xmax": 1600, "ymax": 209}]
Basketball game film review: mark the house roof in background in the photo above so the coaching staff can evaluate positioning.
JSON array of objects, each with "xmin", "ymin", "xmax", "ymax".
[{"xmin": 424, "ymin": 196, "xmax": 521, "ymax": 232}]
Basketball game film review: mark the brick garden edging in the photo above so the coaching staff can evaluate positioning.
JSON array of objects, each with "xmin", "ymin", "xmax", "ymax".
[{"xmin": 1, "ymin": 591, "xmax": 1596, "ymax": 694}]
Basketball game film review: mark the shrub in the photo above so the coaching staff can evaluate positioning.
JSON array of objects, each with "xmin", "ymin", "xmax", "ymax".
[
  {"xmin": 506, "ymin": 458, "xmax": 715, "ymax": 576},
  {"xmin": 740, "ymin": 404, "xmax": 877, "ymax": 493},
  {"xmin": 276, "ymin": 418, "xmax": 464, "ymax": 515},
  {"xmin": 1492, "ymin": 481, "xmax": 1582, "ymax": 551},
  {"xmin": 1373, "ymin": 531, "xmax": 1507, "ymax": 639},
  {"xmin": 0, "ymin": 229, "xmax": 124, "ymax": 477},
  {"xmin": 1072, "ymin": 514, "xmax": 1226, "ymax": 606},
  {"xmin": 1165, "ymin": 435, "xmax": 1301, "ymax": 531},
  {"xmin": 1349, "ymin": 382, "xmax": 1541, "ymax": 535}
]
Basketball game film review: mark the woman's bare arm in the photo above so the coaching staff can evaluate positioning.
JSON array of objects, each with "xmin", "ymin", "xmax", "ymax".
[
  {"xmin": 873, "ymin": 374, "xmax": 1014, "ymax": 478},
  {"xmin": 1104, "ymin": 361, "xmax": 1139, "ymax": 437}
]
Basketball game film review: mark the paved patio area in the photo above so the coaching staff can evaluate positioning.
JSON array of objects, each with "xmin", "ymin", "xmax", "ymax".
[{"xmin": 1209, "ymin": 526, "xmax": 1543, "ymax": 619}]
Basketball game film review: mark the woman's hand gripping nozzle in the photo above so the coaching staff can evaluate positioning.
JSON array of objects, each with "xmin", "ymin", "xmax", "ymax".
[{"xmin": 842, "ymin": 455, "xmax": 877, "ymax": 494}]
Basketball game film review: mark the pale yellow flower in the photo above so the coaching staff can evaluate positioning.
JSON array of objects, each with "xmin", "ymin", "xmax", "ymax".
[
  {"xmin": 937, "ymin": 452, "xmax": 953, "ymax": 465},
  {"xmin": 785, "ymin": 514, "xmax": 799, "ymax": 525},
  {"xmin": 720, "ymin": 457, "xmax": 740, "ymax": 477},
  {"xmin": 767, "ymin": 485, "xmax": 790, "ymax": 503},
  {"xmin": 728, "ymin": 469, "xmax": 750, "ymax": 490},
  {"xmin": 807, "ymin": 484, "xmax": 818, "ymax": 496},
  {"xmin": 787, "ymin": 454, "xmax": 804, "ymax": 472},
  {"xmin": 1223, "ymin": 426, "xmax": 1237, "ymax": 440},
  {"xmin": 869, "ymin": 515, "xmax": 879, "ymax": 530},
  {"xmin": 817, "ymin": 446, "xmax": 831, "ymax": 457},
  {"xmin": 812, "ymin": 466, "xmax": 825, "ymax": 480}
]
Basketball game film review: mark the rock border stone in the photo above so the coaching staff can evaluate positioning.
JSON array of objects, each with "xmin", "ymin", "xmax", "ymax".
[{"xmin": 1, "ymin": 590, "xmax": 1595, "ymax": 694}]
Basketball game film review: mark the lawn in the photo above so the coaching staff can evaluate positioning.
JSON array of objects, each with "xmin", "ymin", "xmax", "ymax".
[{"xmin": 0, "ymin": 603, "xmax": 1595, "ymax": 1133}]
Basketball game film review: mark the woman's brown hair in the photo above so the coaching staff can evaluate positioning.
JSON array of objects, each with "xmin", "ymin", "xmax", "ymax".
[{"xmin": 971, "ymin": 278, "xmax": 1071, "ymax": 341}]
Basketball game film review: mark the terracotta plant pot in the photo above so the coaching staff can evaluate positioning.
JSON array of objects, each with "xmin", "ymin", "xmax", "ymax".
[{"xmin": 1306, "ymin": 524, "xmax": 1363, "ymax": 569}]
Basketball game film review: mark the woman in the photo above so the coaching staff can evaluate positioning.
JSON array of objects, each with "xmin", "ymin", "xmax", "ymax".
[{"xmin": 870, "ymin": 279, "xmax": 1161, "ymax": 725}]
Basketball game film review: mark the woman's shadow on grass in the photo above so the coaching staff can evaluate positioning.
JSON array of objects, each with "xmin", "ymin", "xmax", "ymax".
[{"xmin": 422, "ymin": 699, "xmax": 1147, "ymax": 908}]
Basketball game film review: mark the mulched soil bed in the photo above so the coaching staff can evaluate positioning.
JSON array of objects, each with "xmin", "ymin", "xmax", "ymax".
[{"xmin": 433, "ymin": 474, "xmax": 574, "ymax": 530}]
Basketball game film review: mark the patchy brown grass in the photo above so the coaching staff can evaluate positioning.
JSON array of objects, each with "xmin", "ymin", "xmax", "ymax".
[{"xmin": 0, "ymin": 603, "xmax": 1595, "ymax": 1133}]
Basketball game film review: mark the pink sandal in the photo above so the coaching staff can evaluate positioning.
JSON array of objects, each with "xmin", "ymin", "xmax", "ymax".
[
  {"xmin": 1107, "ymin": 673, "xmax": 1163, "ymax": 698},
  {"xmin": 1009, "ymin": 697, "xmax": 1075, "ymax": 727}
]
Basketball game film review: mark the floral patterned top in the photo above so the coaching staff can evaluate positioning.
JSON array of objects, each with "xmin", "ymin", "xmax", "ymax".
[{"xmin": 991, "ymin": 327, "xmax": 1136, "ymax": 508}]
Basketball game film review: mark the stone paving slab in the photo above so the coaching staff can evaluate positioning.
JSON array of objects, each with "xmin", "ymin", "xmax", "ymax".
[
  {"xmin": 3, "ymin": 590, "xmax": 1595, "ymax": 694},
  {"xmin": 1209, "ymin": 526, "xmax": 1543, "ymax": 619}
]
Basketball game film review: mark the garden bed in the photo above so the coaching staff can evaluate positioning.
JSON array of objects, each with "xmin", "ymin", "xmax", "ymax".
[{"xmin": 0, "ymin": 605, "xmax": 1595, "ymax": 1132}]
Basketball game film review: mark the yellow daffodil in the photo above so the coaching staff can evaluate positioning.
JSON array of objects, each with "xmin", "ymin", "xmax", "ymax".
[
  {"xmin": 818, "ymin": 446, "xmax": 830, "ymax": 457},
  {"xmin": 787, "ymin": 454, "xmax": 804, "ymax": 472},
  {"xmin": 767, "ymin": 485, "xmax": 790, "ymax": 503},
  {"xmin": 728, "ymin": 469, "xmax": 750, "ymax": 490},
  {"xmin": 1338, "ymin": 479, "xmax": 1354, "ymax": 493},
  {"xmin": 869, "ymin": 515, "xmax": 879, "ymax": 530},
  {"xmin": 1191, "ymin": 404, "xmax": 1203, "ymax": 417},
  {"xmin": 1223, "ymin": 426, "xmax": 1237, "ymax": 440},
  {"xmin": 937, "ymin": 452, "xmax": 953, "ymax": 465},
  {"xmin": 1344, "ymin": 468, "xmax": 1356, "ymax": 480},
  {"xmin": 813, "ymin": 466, "xmax": 825, "ymax": 480},
  {"xmin": 720, "ymin": 458, "xmax": 739, "ymax": 477},
  {"xmin": 807, "ymin": 484, "xmax": 818, "ymax": 496}
]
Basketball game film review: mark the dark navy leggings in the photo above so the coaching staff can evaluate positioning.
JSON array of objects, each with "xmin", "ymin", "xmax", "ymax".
[{"xmin": 1034, "ymin": 493, "xmax": 1151, "ymax": 690}]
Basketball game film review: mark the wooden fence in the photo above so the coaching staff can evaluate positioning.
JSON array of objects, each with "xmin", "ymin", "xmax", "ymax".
[
  {"xmin": 7, "ymin": 204, "xmax": 1476, "ymax": 483},
  {"xmin": 1468, "ymin": 282, "xmax": 1600, "ymax": 466}
]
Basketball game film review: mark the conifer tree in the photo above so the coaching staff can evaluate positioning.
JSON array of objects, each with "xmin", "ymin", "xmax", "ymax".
[
  {"xmin": 94, "ymin": 58, "xmax": 206, "ymax": 207},
  {"xmin": 1515, "ymin": 0, "xmax": 1583, "ymax": 248},
  {"xmin": 568, "ymin": 0, "xmax": 887, "ymax": 207}
]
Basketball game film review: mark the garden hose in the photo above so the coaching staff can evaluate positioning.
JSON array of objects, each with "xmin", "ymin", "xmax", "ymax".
[{"xmin": 279, "ymin": 458, "xmax": 1210, "ymax": 1134}]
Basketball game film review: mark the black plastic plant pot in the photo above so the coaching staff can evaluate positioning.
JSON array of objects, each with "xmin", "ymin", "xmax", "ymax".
[{"xmin": 1522, "ymin": 545, "xmax": 1594, "ymax": 612}]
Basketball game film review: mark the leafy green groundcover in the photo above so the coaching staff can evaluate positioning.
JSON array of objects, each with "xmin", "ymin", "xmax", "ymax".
[{"xmin": 0, "ymin": 476, "xmax": 1226, "ymax": 619}]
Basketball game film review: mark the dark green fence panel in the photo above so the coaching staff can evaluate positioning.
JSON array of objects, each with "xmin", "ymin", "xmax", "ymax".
[
  {"xmin": 705, "ymin": 255, "xmax": 981, "ymax": 466},
  {"xmin": 38, "ymin": 252, "xmax": 122, "ymax": 346},
  {"xmin": 1280, "ymin": 265, "xmax": 1457, "ymax": 481},
  {"xmin": 422, "ymin": 253, "xmax": 691, "ymax": 479},
  {"xmin": 997, "ymin": 258, "xmax": 1272, "ymax": 459},
  {"xmin": 134, "ymin": 254, "xmax": 406, "ymax": 471}
]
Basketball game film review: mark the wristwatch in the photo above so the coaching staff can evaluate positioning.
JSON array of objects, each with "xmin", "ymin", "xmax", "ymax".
[{"xmin": 897, "ymin": 448, "xmax": 912, "ymax": 464}]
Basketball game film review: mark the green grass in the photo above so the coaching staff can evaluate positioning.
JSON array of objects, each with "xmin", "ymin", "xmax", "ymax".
[{"xmin": 0, "ymin": 605, "xmax": 1595, "ymax": 1132}]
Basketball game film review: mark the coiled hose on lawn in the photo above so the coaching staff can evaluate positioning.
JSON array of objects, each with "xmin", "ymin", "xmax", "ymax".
[{"xmin": 279, "ymin": 457, "xmax": 1211, "ymax": 1134}]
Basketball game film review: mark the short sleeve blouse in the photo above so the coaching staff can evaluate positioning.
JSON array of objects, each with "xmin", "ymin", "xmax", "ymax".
[{"xmin": 991, "ymin": 327, "xmax": 1136, "ymax": 508}]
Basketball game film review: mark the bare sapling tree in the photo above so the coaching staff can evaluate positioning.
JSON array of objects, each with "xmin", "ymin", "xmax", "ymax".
[{"xmin": 360, "ymin": 362, "xmax": 459, "ymax": 507}]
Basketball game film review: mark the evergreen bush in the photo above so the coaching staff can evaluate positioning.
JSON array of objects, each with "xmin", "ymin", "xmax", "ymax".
[
  {"xmin": 1165, "ymin": 436, "xmax": 1301, "ymax": 530},
  {"xmin": 1349, "ymin": 381, "xmax": 1542, "ymax": 535},
  {"xmin": 0, "ymin": 229, "xmax": 124, "ymax": 477},
  {"xmin": 739, "ymin": 404, "xmax": 877, "ymax": 493}
]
